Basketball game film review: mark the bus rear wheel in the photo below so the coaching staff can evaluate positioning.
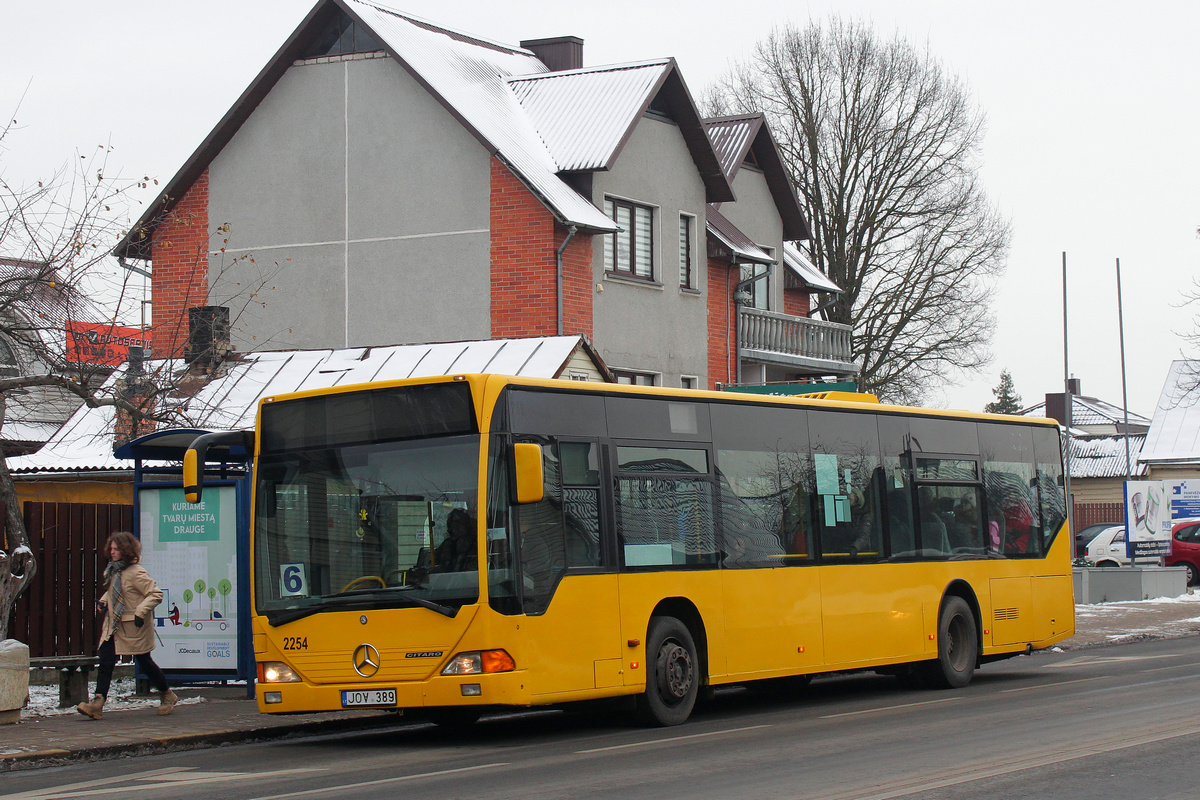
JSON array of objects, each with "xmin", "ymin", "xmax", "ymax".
[
  {"xmin": 635, "ymin": 616, "xmax": 698, "ymax": 727},
  {"xmin": 920, "ymin": 596, "xmax": 978, "ymax": 690}
]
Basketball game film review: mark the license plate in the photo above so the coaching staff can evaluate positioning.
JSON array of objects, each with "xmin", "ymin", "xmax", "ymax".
[{"xmin": 341, "ymin": 689, "xmax": 396, "ymax": 707}]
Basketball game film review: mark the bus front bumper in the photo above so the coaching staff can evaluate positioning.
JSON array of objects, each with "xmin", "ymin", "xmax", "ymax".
[{"xmin": 256, "ymin": 670, "xmax": 531, "ymax": 714}]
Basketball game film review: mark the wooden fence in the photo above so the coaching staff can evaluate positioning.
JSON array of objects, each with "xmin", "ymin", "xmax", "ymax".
[
  {"xmin": 1073, "ymin": 502, "xmax": 1123, "ymax": 531},
  {"xmin": 10, "ymin": 503, "xmax": 134, "ymax": 658}
]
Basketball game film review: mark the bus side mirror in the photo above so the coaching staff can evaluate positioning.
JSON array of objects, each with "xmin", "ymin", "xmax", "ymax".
[
  {"xmin": 183, "ymin": 449, "xmax": 202, "ymax": 503},
  {"xmin": 184, "ymin": 430, "xmax": 255, "ymax": 503},
  {"xmin": 512, "ymin": 442, "xmax": 544, "ymax": 504}
]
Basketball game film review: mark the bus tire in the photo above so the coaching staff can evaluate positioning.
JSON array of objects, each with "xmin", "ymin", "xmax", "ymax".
[
  {"xmin": 921, "ymin": 596, "xmax": 978, "ymax": 689},
  {"xmin": 635, "ymin": 616, "xmax": 698, "ymax": 727}
]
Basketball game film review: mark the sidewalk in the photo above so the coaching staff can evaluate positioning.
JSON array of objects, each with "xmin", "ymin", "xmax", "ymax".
[{"xmin": 4, "ymin": 593, "xmax": 1200, "ymax": 773}]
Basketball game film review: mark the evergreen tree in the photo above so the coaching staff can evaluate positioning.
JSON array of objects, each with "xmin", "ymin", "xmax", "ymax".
[{"xmin": 984, "ymin": 369, "xmax": 1022, "ymax": 414}]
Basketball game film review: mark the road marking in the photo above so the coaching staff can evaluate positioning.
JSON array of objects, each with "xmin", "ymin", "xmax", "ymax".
[
  {"xmin": 805, "ymin": 718, "xmax": 1200, "ymax": 800},
  {"xmin": 0, "ymin": 769, "xmax": 187, "ymax": 800},
  {"xmin": 1001, "ymin": 676, "xmax": 1102, "ymax": 693},
  {"xmin": 818, "ymin": 697, "xmax": 960, "ymax": 719},
  {"xmin": 245, "ymin": 763, "xmax": 510, "ymax": 800},
  {"xmin": 576, "ymin": 724, "xmax": 771, "ymax": 754},
  {"xmin": 0, "ymin": 769, "xmax": 327, "ymax": 800},
  {"xmin": 1043, "ymin": 653, "xmax": 1182, "ymax": 669}
]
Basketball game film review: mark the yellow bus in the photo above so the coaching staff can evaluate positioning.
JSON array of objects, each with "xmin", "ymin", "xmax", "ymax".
[{"xmin": 184, "ymin": 374, "xmax": 1073, "ymax": 726}]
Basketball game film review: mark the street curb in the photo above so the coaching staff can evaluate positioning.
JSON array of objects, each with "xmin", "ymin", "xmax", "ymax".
[{"xmin": 0, "ymin": 712, "xmax": 406, "ymax": 774}]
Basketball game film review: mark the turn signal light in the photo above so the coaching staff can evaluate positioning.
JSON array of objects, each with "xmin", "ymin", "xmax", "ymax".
[{"xmin": 442, "ymin": 649, "xmax": 516, "ymax": 675}]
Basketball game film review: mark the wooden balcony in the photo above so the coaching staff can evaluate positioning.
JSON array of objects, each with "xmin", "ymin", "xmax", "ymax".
[{"xmin": 738, "ymin": 307, "xmax": 857, "ymax": 377}]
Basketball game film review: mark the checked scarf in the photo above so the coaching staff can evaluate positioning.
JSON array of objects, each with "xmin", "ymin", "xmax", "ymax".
[{"xmin": 104, "ymin": 560, "xmax": 129, "ymax": 626}]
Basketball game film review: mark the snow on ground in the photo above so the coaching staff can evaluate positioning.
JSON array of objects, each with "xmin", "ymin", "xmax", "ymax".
[
  {"xmin": 1072, "ymin": 589, "xmax": 1200, "ymax": 645},
  {"xmin": 22, "ymin": 678, "xmax": 206, "ymax": 717}
]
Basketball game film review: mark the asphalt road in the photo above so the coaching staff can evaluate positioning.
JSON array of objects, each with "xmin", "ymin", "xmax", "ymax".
[{"xmin": 4, "ymin": 637, "xmax": 1199, "ymax": 800}]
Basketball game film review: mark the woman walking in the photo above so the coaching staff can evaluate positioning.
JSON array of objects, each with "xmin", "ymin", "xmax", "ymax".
[{"xmin": 77, "ymin": 532, "xmax": 178, "ymax": 719}]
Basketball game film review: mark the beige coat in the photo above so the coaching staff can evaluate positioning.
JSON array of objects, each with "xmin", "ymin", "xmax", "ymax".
[{"xmin": 99, "ymin": 562, "xmax": 163, "ymax": 655}]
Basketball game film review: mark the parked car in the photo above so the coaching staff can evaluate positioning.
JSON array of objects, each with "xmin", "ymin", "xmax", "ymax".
[
  {"xmin": 1085, "ymin": 525, "xmax": 1130, "ymax": 568},
  {"xmin": 1165, "ymin": 519, "xmax": 1200, "ymax": 585},
  {"xmin": 1074, "ymin": 522, "xmax": 1121, "ymax": 558}
]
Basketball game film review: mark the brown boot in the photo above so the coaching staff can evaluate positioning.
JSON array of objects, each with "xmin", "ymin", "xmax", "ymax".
[
  {"xmin": 76, "ymin": 694, "xmax": 105, "ymax": 720},
  {"xmin": 158, "ymin": 688, "xmax": 179, "ymax": 716}
]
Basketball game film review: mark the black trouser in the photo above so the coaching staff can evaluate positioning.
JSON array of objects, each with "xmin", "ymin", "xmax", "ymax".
[{"xmin": 95, "ymin": 636, "xmax": 169, "ymax": 698}]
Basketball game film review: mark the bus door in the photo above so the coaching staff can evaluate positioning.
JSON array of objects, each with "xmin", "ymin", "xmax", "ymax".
[{"xmin": 501, "ymin": 437, "xmax": 623, "ymax": 698}]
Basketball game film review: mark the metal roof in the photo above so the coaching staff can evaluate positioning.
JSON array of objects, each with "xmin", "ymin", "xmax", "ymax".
[
  {"xmin": 9, "ymin": 336, "xmax": 604, "ymax": 474},
  {"xmin": 783, "ymin": 243, "xmax": 842, "ymax": 294},
  {"xmin": 703, "ymin": 115, "xmax": 759, "ymax": 179},
  {"xmin": 509, "ymin": 60, "xmax": 671, "ymax": 171},
  {"xmin": 1069, "ymin": 435, "xmax": 1147, "ymax": 478},
  {"xmin": 1022, "ymin": 395, "xmax": 1151, "ymax": 431},
  {"xmin": 706, "ymin": 206, "xmax": 774, "ymax": 265},
  {"xmin": 1140, "ymin": 360, "xmax": 1200, "ymax": 465}
]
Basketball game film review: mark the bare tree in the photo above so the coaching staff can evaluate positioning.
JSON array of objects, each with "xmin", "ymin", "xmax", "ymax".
[
  {"xmin": 0, "ymin": 113, "xmax": 283, "ymax": 639},
  {"xmin": 708, "ymin": 18, "xmax": 1010, "ymax": 404}
]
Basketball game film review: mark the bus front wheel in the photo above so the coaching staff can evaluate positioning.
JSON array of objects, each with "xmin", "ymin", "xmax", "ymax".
[
  {"xmin": 921, "ymin": 596, "xmax": 978, "ymax": 690},
  {"xmin": 635, "ymin": 616, "xmax": 698, "ymax": 727}
]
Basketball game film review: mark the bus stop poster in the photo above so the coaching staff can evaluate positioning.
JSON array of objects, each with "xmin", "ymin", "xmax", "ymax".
[{"xmin": 138, "ymin": 486, "xmax": 238, "ymax": 671}]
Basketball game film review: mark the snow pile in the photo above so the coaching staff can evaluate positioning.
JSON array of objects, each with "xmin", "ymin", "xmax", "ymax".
[{"xmin": 22, "ymin": 678, "xmax": 206, "ymax": 717}]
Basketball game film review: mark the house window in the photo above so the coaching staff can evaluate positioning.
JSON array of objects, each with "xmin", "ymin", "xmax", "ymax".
[
  {"xmin": 679, "ymin": 214, "xmax": 695, "ymax": 289},
  {"xmin": 0, "ymin": 339, "xmax": 20, "ymax": 378},
  {"xmin": 301, "ymin": 11, "xmax": 383, "ymax": 58},
  {"xmin": 604, "ymin": 198, "xmax": 654, "ymax": 280},
  {"xmin": 681, "ymin": 376, "xmax": 698, "ymax": 390},
  {"xmin": 613, "ymin": 369, "xmax": 657, "ymax": 386},
  {"xmin": 740, "ymin": 263, "xmax": 770, "ymax": 310}
]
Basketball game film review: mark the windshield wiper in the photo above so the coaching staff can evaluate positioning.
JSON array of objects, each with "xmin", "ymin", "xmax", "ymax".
[{"xmin": 265, "ymin": 589, "xmax": 458, "ymax": 626}]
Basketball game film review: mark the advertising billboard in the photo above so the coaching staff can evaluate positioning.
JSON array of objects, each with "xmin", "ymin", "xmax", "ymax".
[{"xmin": 137, "ymin": 485, "xmax": 238, "ymax": 671}]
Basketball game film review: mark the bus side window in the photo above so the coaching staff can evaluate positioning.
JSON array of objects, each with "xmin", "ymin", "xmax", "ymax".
[
  {"xmin": 711, "ymin": 402, "xmax": 814, "ymax": 568},
  {"xmin": 809, "ymin": 411, "xmax": 884, "ymax": 560},
  {"xmin": 979, "ymin": 424, "xmax": 1040, "ymax": 557}
]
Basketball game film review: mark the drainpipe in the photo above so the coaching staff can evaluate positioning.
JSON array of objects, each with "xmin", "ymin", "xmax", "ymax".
[
  {"xmin": 732, "ymin": 262, "xmax": 773, "ymax": 385},
  {"xmin": 555, "ymin": 225, "xmax": 578, "ymax": 336}
]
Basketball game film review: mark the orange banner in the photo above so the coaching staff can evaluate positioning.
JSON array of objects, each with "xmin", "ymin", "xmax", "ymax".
[{"xmin": 65, "ymin": 321, "xmax": 145, "ymax": 366}]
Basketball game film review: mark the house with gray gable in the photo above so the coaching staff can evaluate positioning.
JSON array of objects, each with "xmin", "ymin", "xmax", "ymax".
[{"xmin": 114, "ymin": 0, "xmax": 854, "ymax": 390}]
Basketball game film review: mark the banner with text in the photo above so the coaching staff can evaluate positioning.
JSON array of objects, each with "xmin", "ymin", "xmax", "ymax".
[{"xmin": 138, "ymin": 486, "xmax": 238, "ymax": 670}]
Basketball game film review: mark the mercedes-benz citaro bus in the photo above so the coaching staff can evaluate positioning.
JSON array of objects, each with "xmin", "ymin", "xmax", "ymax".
[{"xmin": 183, "ymin": 373, "xmax": 1073, "ymax": 727}]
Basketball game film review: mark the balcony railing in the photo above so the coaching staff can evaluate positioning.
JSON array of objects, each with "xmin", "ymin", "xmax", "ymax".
[{"xmin": 739, "ymin": 307, "xmax": 855, "ymax": 372}]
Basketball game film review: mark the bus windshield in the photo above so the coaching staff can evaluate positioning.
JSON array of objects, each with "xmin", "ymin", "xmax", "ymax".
[{"xmin": 252, "ymin": 382, "xmax": 481, "ymax": 625}]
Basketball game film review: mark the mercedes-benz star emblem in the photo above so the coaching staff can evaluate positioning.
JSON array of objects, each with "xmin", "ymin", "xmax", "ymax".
[{"xmin": 352, "ymin": 643, "xmax": 380, "ymax": 678}]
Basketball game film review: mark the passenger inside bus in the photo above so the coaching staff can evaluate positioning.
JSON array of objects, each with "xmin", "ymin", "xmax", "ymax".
[{"xmin": 434, "ymin": 508, "xmax": 477, "ymax": 572}]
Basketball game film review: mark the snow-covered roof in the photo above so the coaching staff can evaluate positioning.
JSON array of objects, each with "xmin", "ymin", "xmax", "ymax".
[
  {"xmin": 1068, "ymin": 434, "xmax": 1147, "ymax": 478},
  {"xmin": 783, "ymin": 243, "xmax": 842, "ymax": 294},
  {"xmin": 1022, "ymin": 394, "xmax": 1151, "ymax": 434},
  {"xmin": 10, "ymin": 336, "xmax": 605, "ymax": 474},
  {"xmin": 1139, "ymin": 360, "xmax": 1200, "ymax": 465}
]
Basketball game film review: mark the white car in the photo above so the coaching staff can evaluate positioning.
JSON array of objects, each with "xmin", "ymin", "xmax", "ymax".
[{"xmin": 1085, "ymin": 525, "xmax": 1130, "ymax": 567}]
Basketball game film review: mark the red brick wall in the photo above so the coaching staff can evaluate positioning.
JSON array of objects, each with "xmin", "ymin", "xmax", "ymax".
[
  {"xmin": 783, "ymin": 288, "xmax": 811, "ymax": 317},
  {"xmin": 707, "ymin": 258, "xmax": 735, "ymax": 388},
  {"xmin": 149, "ymin": 171, "xmax": 210, "ymax": 357},
  {"xmin": 559, "ymin": 223, "xmax": 594, "ymax": 339},
  {"xmin": 490, "ymin": 157, "xmax": 593, "ymax": 339}
]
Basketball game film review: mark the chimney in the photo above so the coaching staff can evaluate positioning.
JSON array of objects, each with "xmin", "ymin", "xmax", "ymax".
[
  {"xmin": 1067, "ymin": 377, "xmax": 1081, "ymax": 396},
  {"xmin": 520, "ymin": 36, "xmax": 584, "ymax": 72},
  {"xmin": 185, "ymin": 306, "xmax": 231, "ymax": 367},
  {"xmin": 114, "ymin": 349, "xmax": 153, "ymax": 450}
]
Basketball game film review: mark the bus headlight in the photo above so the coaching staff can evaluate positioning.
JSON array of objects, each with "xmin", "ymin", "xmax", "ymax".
[
  {"xmin": 441, "ymin": 650, "xmax": 515, "ymax": 675},
  {"xmin": 259, "ymin": 661, "xmax": 302, "ymax": 682}
]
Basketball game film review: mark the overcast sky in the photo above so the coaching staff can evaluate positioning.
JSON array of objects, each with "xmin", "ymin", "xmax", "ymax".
[{"xmin": 3, "ymin": 0, "xmax": 1198, "ymax": 417}]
